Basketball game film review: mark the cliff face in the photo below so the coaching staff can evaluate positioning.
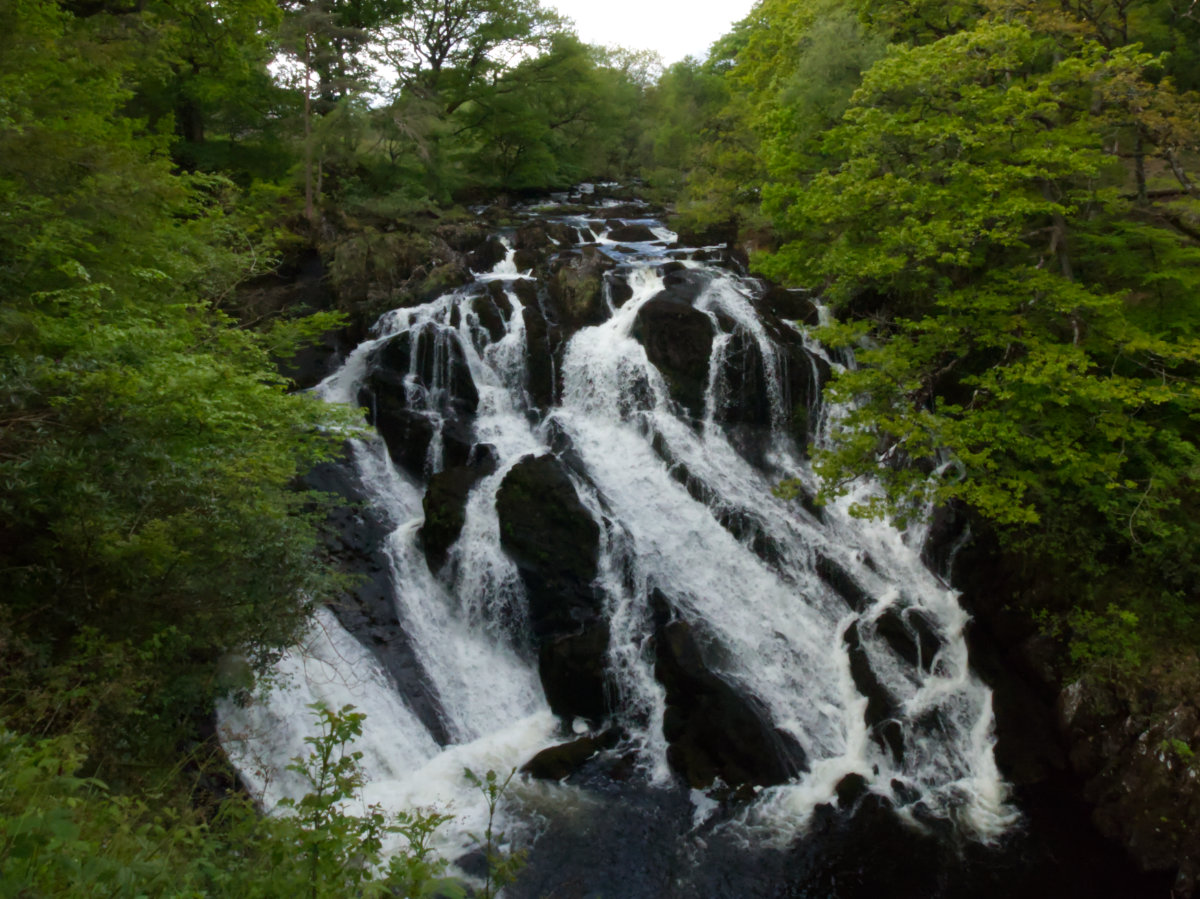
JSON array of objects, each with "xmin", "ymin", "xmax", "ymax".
[{"xmin": 948, "ymin": 521, "xmax": 1200, "ymax": 898}]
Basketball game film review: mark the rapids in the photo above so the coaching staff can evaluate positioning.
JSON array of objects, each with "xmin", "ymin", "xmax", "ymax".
[{"xmin": 219, "ymin": 186, "xmax": 1030, "ymax": 896}]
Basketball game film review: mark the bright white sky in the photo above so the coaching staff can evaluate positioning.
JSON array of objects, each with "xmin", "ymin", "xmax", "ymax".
[{"xmin": 545, "ymin": 0, "xmax": 757, "ymax": 65}]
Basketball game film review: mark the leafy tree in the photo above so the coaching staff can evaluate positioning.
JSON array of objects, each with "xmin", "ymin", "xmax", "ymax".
[
  {"xmin": 460, "ymin": 36, "xmax": 654, "ymax": 189},
  {"xmin": 760, "ymin": 16, "xmax": 1200, "ymax": 634},
  {"xmin": 0, "ymin": 0, "xmax": 349, "ymax": 771},
  {"xmin": 375, "ymin": 0, "xmax": 562, "ymax": 111}
]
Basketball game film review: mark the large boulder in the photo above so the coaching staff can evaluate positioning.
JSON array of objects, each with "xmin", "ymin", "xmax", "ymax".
[
  {"xmin": 522, "ymin": 302, "xmax": 559, "ymax": 411},
  {"xmin": 467, "ymin": 236, "xmax": 509, "ymax": 273},
  {"xmin": 874, "ymin": 605, "xmax": 944, "ymax": 673},
  {"xmin": 521, "ymin": 727, "xmax": 624, "ymax": 781},
  {"xmin": 358, "ymin": 389, "xmax": 473, "ymax": 478},
  {"xmin": 358, "ymin": 325, "xmax": 480, "ymax": 476},
  {"xmin": 720, "ymin": 329, "xmax": 772, "ymax": 426},
  {"xmin": 471, "ymin": 284, "xmax": 513, "ymax": 343},
  {"xmin": 605, "ymin": 222, "xmax": 660, "ymax": 243},
  {"xmin": 653, "ymin": 599, "xmax": 806, "ymax": 791},
  {"xmin": 496, "ymin": 454, "xmax": 602, "ymax": 634},
  {"xmin": 368, "ymin": 325, "xmax": 479, "ymax": 416},
  {"xmin": 358, "ymin": 394, "xmax": 434, "ymax": 477},
  {"xmin": 816, "ymin": 554, "xmax": 872, "ymax": 612},
  {"xmin": 496, "ymin": 454, "xmax": 610, "ymax": 721},
  {"xmin": 632, "ymin": 296, "xmax": 715, "ymax": 420},
  {"xmin": 538, "ymin": 623, "xmax": 612, "ymax": 723},
  {"xmin": 546, "ymin": 249, "xmax": 614, "ymax": 335}
]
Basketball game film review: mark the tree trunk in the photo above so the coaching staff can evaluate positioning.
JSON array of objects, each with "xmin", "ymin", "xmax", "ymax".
[{"xmin": 304, "ymin": 33, "xmax": 315, "ymax": 224}]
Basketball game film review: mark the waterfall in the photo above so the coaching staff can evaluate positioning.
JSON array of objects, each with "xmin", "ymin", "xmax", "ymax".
[{"xmin": 218, "ymin": 188, "xmax": 1018, "ymax": 894}]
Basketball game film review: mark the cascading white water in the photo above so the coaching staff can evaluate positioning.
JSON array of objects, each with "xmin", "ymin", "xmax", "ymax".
[{"xmin": 219, "ymin": 198, "xmax": 1017, "ymax": 886}]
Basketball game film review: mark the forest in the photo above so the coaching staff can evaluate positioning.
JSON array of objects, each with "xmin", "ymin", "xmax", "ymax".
[{"xmin": 2, "ymin": 0, "xmax": 1200, "ymax": 893}]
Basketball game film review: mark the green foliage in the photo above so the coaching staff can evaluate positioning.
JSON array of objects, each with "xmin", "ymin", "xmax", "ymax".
[
  {"xmin": 0, "ymin": 707, "xmax": 464, "ymax": 898},
  {"xmin": 260, "ymin": 703, "xmax": 463, "ymax": 899},
  {"xmin": 1067, "ymin": 605, "xmax": 1143, "ymax": 672},
  {"xmin": 1160, "ymin": 738, "xmax": 1196, "ymax": 766},
  {"xmin": 463, "ymin": 768, "xmax": 526, "ymax": 899},
  {"xmin": 0, "ymin": 0, "xmax": 352, "ymax": 774},
  {"xmin": 754, "ymin": 15, "xmax": 1200, "ymax": 627}
]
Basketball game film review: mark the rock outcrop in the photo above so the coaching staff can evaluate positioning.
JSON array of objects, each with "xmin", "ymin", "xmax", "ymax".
[
  {"xmin": 652, "ymin": 592, "xmax": 806, "ymax": 791},
  {"xmin": 632, "ymin": 296, "xmax": 714, "ymax": 420},
  {"xmin": 496, "ymin": 453, "xmax": 610, "ymax": 721}
]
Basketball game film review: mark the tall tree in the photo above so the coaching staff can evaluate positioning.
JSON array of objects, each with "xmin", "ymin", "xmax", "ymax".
[
  {"xmin": 760, "ymin": 16, "xmax": 1200, "ymax": 606},
  {"xmin": 0, "ymin": 0, "xmax": 344, "ymax": 765}
]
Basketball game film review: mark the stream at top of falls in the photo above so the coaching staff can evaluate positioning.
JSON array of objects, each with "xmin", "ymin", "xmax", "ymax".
[{"xmin": 218, "ymin": 187, "xmax": 1038, "ymax": 897}]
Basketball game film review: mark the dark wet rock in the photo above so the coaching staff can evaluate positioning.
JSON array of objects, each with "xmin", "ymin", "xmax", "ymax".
[
  {"xmin": 521, "ymin": 727, "xmax": 624, "ymax": 781},
  {"xmin": 359, "ymin": 394, "xmax": 434, "ymax": 477},
  {"xmin": 921, "ymin": 500, "xmax": 970, "ymax": 577},
  {"xmin": 632, "ymin": 297, "xmax": 714, "ymax": 419},
  {"xmin": 607, "ymin": 270, "xmax": 634, "ymax": 307},
  {"xmin": 433, "ymin": 219, "xmax": 492, "ymax": 255},
  {"xmin": 496, "ymin": 454, "xmax": 602, "ymax": 636},
  {"xmin": 772, "ymin": 325, "xmax": 831, "ymax": 450},
  {"xmin": 654, "ymin": 615, "xmax": 806, "ymax": 790},
  {"xmin": 597, "ymin": 203, "xmax": 652, "ymax": 219},
  {"xmin": 513, "ymin": 221, "xmax": 579, "ymax": 267},
  {"xmin": 952, "ymin": 530, "xmax": 1071, "ymax": 787},
  {"xmin": 522, "ymin": 302, "xmax": 558, "ymax": 411},
  {"xmin": 513, "ymin": 221, "xmax": 551, "ymax": 251},
  {"xmin": 759, "ymin": 283, "xmax": 820, "ymax": 326},
  {"xmin": 440, "ymin": 417, "xmax": 474, "ymax": 471},
  {"xmin": 368, "ymin": 326, "xmax": 480, "ymax": 416},
  {"xmin": 660, "ymin": 265, "xmax": 710, "ymax": 303},
  {"xmin": 415, "ymin": 261, "xmax": 472, "ymax": 302},
  {"xmin": 472, "ymin": 287, "xmax": 510, "ymax": 343},
  {"xmin": 844, "ymin": 621, "xmax": 904, "ymax": 761},
  {"xmin": 546, "ymin": 251, "xmax": 615, "ymax": 336},
  {"xmin": 538, "ymin": 622, "xmax": 612, "ymax": 722},
  {"xmin": 496, "ymin": 454, "xmax": 609, "ymax": 721},
  {"xmin": 304, "ymin": 452, "xmax": 450, "ymax": 745},
  {"xmin": 875, "ymin": 606, "xmax": 944, "ymax": 672},
  {"xmin": 419, "ymin": 447, "xmax": 499, "ymax": 573},
  {"xmin": 835, "ymin": 772, "xmax": 870, "ymax": 808},
  {"xmin": 468, "ymin": 236, "xmax": 509, "ymax": 272},
  {"xmin": 876, "ymin": 720, "xmax": 905, "ymax": 764},
  {"xmin": 675, "ymin": 219, "xmax": 738, "ymax": 248},
  {"xmin": 605, "ymin": 223, "xmax": 659, "ymax": 243},
  {"xmin": 718, "ymin": 328, "xmax": 772, "ymax": 429},
  {"xmin": 1059, "ymin": 677, "xmax": 1200, "ymax": 894},
  {"xmin": 817, "ymin": 554, "xmax": 872, "ymax": 612}
]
